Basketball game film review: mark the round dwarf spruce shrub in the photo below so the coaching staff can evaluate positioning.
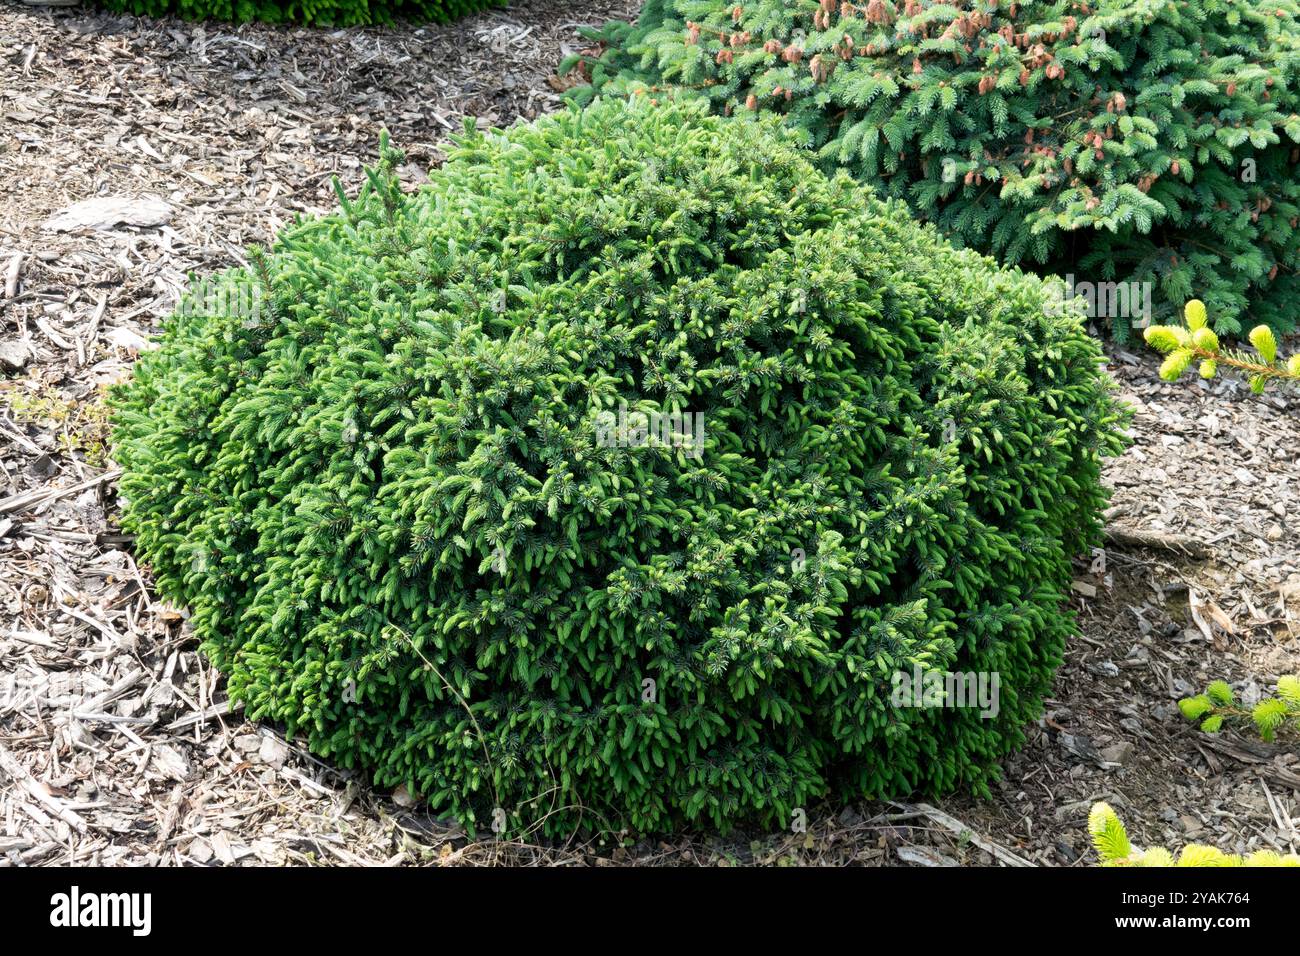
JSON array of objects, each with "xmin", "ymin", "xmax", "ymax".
[
  {"xmin": 570, "ymin": 0, "xmax": 1300, "ymax": 339},
  {"xmin": 111, "ymin": 97, "xmax": 1126, "ymax": 836}
]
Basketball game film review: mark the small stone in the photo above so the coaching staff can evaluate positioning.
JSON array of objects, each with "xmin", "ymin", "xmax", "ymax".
[
  {"xmin": 1266, "ymin": 525, "xmax": 1284, "ymax": 542},
  {"xmin": 28, "ymin": 454, "xmax": 57, "ymax": 479},
  {"xmin": 105, "ymin": 325, "xmax": 157, "ymax": 355},
  {"xmin": 1100, "ymin": 741, "xmax": 1135, "ymax": 766},
  {"xmin": 258, "ymin": 735, "xmax": 290, "ymax": 769},
  {"xmin": 1179, "ymin": 815, "xmax": 1204, "ymax": 837},
  {"xmin": 1086, "ymin": 660, "xmax": 1120, "ymax": 678},
  {"xmin": 0, "ymin": 339, "xmax": 29, "ymax": 372},
  {"xmin": 151, "ymin": 744, "xmax": 191, "ymax": 781},
  {"xmin": 1059, "ymin": 732, "xmax": 1102, "ymax": 764}
]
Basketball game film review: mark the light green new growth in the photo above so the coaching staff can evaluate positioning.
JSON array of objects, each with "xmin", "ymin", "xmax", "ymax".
[
  {"xmin": 1145, "ymin": 299, "xmax": 1300, "ymax": 393},
  {"xmin": 1090, "ymin": 802, "xmax": 1300, "ymax": 866},
  {"xmin": 1178, "ymin": 674, "xmax": 1300, "ymax": 742}
]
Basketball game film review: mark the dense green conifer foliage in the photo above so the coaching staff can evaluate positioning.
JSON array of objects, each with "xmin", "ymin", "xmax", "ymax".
[
  {"xmin": 111, "ymin": 97, "xmax": 1125, "ymax": 835},
  {"xmin": 98, "ymin": 0, "xmax": 502, "ymax": 27},
  {"xmin": 568, "ymin": 0, "xmax": 1300, "ymax": 339}
]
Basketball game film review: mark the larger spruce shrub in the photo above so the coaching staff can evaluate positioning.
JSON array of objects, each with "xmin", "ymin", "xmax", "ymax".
[
  {"xmin": 570, "ymin": 0, "xmax": 1300, "ymax": 339},
  {"xmin": 111, "ymin": 96, "xmax": 1126, "ymax": 836}
]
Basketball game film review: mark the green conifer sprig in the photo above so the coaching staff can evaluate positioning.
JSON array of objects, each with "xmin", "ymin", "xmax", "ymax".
[
  {"xmin": 568, "ymin": 0, "xmax": 1300, "ymax": 339},
  {"xmin": 1178, "ymin": 674, "xmax": 1300, "ymax": 741},
  {"xmin": 1145, "ymin": 299, "xmax": 1300, "ymax": 392},
  {"xmin": 1090, "ymin": 802, "xmax": 1300, "ymax": 866},
  {"xmin": 110, "ymin": 97, "xmax": 1126, "ymax": 836}
]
